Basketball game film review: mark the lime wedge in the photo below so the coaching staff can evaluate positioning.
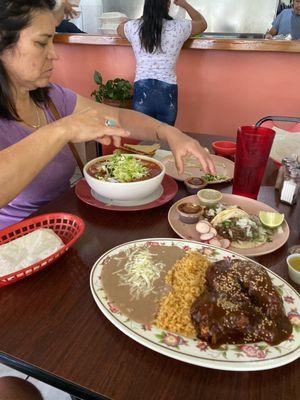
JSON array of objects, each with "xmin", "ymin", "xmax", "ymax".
[{"xmin": 259, "ymin": 211, "xmax": 284, "ymax": 228}]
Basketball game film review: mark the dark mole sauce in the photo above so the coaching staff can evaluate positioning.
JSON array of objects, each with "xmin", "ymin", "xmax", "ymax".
[
  {"xmin": 88, "ymin": 159, "xmax": 161, "ymax": 181},
  {"xmin": 191, "ymin": 260, "xmax": 293, "ymax": 348},
  {"xmin": 178, "ymin": 203, "xmax": 202, "ymax": 214},
  {"xmin": 101, "ymin": 245, "xmax": 185, "ymax": 324}
]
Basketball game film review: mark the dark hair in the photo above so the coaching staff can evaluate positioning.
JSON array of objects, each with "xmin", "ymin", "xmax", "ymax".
[
  {"xmin": 0, "ymin": 0, "xmax": 55, "ymax": 120},
  {"xmin": 139, "ymin": 0, "xmax": 173, "ymax": 53}
]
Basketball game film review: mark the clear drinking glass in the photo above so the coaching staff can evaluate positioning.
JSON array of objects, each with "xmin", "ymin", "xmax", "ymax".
[{"xmin": 232, "ymin": 126, "xmax": 276, "ymax": 199}]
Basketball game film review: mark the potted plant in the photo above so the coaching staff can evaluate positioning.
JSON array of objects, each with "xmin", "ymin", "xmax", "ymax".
[{"xmin": 91, "ymin": 70, "xmax": 133, "ymax": 108}]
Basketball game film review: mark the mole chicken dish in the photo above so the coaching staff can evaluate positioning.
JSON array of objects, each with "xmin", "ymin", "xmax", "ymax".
[
  {"xmin": 191, "ymin": 259, "xmax": 292, "ymax": 348},
  {"xmin": 87, "ymin": 151, "xmax": 161, "ymax": 183},
  {"xmin": 100, "ymin": 243, "xmax": 293, "ymax": 350}
]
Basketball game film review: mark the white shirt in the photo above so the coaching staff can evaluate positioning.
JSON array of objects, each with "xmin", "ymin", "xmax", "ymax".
[{"xmin": 124, "ymin": 19, "xmax": 192, "ymax": 85}]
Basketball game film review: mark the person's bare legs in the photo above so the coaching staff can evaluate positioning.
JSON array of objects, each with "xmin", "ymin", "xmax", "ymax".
[{"xmin": 0, "ymin": 376, "xmax": 43, "ymax": 400}]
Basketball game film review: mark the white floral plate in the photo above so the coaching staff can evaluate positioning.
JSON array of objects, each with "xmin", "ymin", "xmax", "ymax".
[{"xmin": 90, "ymin": 239, "xmax": 300, "ymax": 371}]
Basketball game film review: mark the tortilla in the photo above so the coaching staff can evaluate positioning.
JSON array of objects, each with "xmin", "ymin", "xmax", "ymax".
[
  {"xmin": 270, "ymin": 130, "xmax": 300, "ymax": 163},
  {"xmin": 211, "ymin": 208, "xmax": 268, "ymax": 249},
  {"xmin": 211, "ymin": 208, "xmax": 249, "ymax": 227},
  {"xmin": 231, "ymin": 240, "xmax": 266, "ymax": 249},
  {"xmin": 0, "ymin": 228, "xmax": 64, "ymax": 277},
  {"xmin": 122, "ymin": 143, "xmax": 161, "ymax": 156}
]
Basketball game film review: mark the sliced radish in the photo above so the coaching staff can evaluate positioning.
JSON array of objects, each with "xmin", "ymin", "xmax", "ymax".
[
  {"xmin": 209, "ymin": 238, "xmax": 222, "ymax": 247},
  {"xmin": 220, "ymin": 238, "xmax": 231, "ymax": 249},
  {"xmin": 200, "ymin": 232, "xmax": 215, "ymax": 241},
  {"xmin": 196, "ymin": 221, "xmax": 211, "ymax": 234},
  {"xmin": 209, "ymin": 227, "xmax": 217, "ymax": 236},
  {"xmin": 200, "ymin": 219, "xmax": 211, "ymax": 225}
]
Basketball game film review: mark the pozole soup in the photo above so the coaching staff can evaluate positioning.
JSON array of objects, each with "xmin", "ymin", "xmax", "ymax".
[{"xmin": 87, "ymin": 152, "xmax": 162, "ymax": 183}]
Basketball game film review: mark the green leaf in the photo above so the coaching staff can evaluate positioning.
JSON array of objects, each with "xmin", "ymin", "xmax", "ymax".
[
  {"xmin": 92, "ymin": 72, "xmax": 132, "ymax": 103},
  {"xmin": 94, "ymin": 70, "xmax": 102, "ymax": 85},
  {"xmin": 258, "ymin": 344, "xmax": 267, "ymax": 350},
  {"xmin": 274, "ymin": 346, "xmax": 282, "ymax": 353}
]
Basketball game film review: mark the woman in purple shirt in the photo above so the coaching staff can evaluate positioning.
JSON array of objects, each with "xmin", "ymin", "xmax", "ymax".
[{"xmin": 0, "ymin": 0, "xmax": 215, "ymax": 230}]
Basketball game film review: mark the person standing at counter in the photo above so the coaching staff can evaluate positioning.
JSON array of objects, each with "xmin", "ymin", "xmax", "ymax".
[
  {"xmin": 0, "ymin": 0, "xmax": 215, "ymax": 229},
  {"xmin": 117, "ymin": 0, "xmax": 207, "ymax": 126},
  {"xmin": 54, "ymin": 0, "xmax": 85, "ymax": 33},
  {"xmin": 265, "ymin": 0, "xmax": 300, "ymax": 39},
  {"xmin": 277, "ymin": 0, "xmax": 292, "ymax": 15}
]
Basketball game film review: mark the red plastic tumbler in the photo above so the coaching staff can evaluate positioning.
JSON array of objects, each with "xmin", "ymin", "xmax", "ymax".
[{"xmin": 232, "ymin": 126, "xmax": 276, "ymax": 199}]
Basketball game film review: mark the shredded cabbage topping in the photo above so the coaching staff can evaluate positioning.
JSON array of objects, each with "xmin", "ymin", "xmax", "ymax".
[
  {"xmin": 203, "ymin": 203, "xmax": 238, "ymax": 221},
  {"xmin": 203, "ymin": 173, "xmax": 229, "ymax": 182},
  {"xmin": 97, "ymin": 151, "xmax": 149, "ymax": 182},
  {"xmin": 114, "ymin": 248, "xmax": 165, "ymax": 300}
]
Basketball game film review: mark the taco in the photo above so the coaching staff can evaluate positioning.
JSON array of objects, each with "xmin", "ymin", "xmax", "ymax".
[
  {"xmin": 211, "ymin": 208, "xmax": 249, "ymax": 227},
  {"xmin": 202, "ymin": 203, "xmax": 239, "ymax": 221},
  {"xmin": 211, "ymin": 208, "xmax": 270, "ymax": 249}
]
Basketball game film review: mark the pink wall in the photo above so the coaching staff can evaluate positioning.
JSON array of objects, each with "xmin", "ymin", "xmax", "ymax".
[{"xmin": 52, "ymin": 43, "xmax": 300, "ymax": 137}]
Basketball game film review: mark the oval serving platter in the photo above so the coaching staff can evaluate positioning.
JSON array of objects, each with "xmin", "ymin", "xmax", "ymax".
[
  {"xmin": 168, "ymin": 194, "xmax": 290, "ymax": 257},
  {"xmin": 90, "ymin": 238, "xmax": 300, "ymax": 372}
]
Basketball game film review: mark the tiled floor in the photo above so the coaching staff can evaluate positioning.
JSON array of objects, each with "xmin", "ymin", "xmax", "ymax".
[{"xmin": 0, "ymin": 363, "xmax": 71, "ymax": 400}]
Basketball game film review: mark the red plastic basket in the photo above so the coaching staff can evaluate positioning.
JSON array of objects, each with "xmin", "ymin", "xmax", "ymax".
[{"xmin": 0, "ymin": 213, "xmax": 85, "ymax": 287}]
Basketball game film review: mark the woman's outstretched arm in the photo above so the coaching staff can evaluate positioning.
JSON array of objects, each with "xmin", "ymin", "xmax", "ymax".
[
  {"xmin": 0, "ymin": 109, "xmax": 130, "ymax": 207},
  {"xmin": 75, "ymin": 94, "xmax": 216, "ymax": 175}
]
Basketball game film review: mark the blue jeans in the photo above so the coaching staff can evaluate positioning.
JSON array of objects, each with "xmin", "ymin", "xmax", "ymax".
[{"xmin": 133, "ymin": 79, "xmax": 178, "ymax": 126}]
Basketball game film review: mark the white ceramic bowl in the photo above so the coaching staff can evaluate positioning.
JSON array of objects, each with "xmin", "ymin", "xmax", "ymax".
[
  {"xmin": 287, "ymin": 254, "xmax": 300, "ymax": 285},
  {"xmin": 83, "ymin": 154, "xmax": 165, "ymax": 201},
  {"xmin": 197, "ymin": 189, "xmax": 223, "ymax": 206}
]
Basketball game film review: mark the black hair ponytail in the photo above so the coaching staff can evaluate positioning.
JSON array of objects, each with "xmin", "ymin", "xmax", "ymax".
[{"xmin": 139, "ymin": 0, "xmax": 173, "ymax": 53}]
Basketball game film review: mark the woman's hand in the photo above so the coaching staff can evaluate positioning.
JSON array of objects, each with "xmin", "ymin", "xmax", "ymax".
[
  {"xmin": 265, "ymin": 33, "xmax": 273, "ymax": 40},
  {"xmin": 72, "ymin": 95, "xmax": 214, "ymax": 174},
  {"xmin": 64, "ymin": 1, "xmax": 80, "ymax": 20},
  {"xmin": 173, "ymin": 0, "xmax": 188, "ymax": 9},
  {"xmin": 56, "ymin": 108, "xmax": 130, "ymax": 146},
  {"xmin": 53, "ymin": 1, "xmax": 80, "ymax": 24},
  {"xmin": 159, "ymin": 126, "xmax": 216, "ymax": 175}
]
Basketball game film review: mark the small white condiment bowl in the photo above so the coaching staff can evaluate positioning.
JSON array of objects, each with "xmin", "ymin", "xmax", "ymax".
[
  {"xmin": 287, "ymin": 254, "xmax": 300, "ymax": 285},
  {"xmin": 176, "ymin": 202, "xmax": 204, "ymax": 224},
  {"xmin": 197, "ymin": 188, "xmax": 223, "ymax": 206},
  {"xmin": 84, "ymin": 154, "xmax": 165, "ymax": 201}
]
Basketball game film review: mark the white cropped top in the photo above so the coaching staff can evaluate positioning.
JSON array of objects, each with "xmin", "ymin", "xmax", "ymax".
[{"xmin": 124, "ymin": 19, "xmax": 192, "ymax": 85}]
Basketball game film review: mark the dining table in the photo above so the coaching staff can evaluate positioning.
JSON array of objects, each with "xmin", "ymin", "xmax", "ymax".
[{"xmin": 0, "ymin": 133, "xmax": 299, "ymax": 400}]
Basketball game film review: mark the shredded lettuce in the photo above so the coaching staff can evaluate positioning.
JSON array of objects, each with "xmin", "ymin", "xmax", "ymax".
[{"xmin": 98, "ymin": 151, "xmax": 149, "ymax": 182}]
